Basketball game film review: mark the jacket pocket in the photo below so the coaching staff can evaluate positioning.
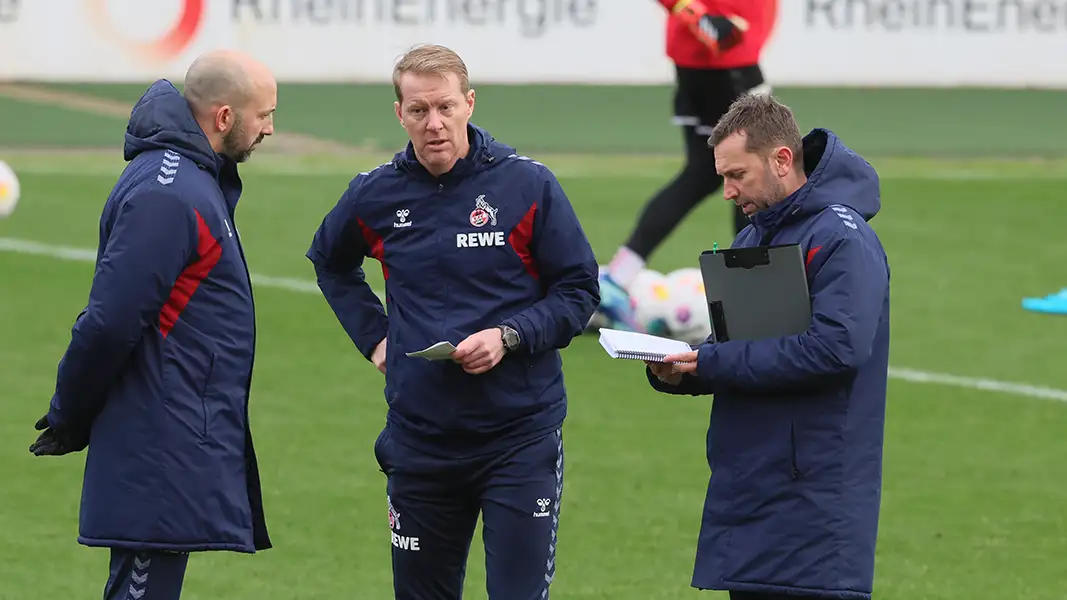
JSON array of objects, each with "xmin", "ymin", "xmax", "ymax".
[
  {"xmin": 197, "ymin": 353, "xmax": 217, "ymax": 439},
  {"xmin": 790, "ymin": 421, "xmax": 802, "ymax": 480},
  {"xmin": 373, "ymin": 428, "xmax": 392, "ymax": 476},
  {"xmin": 160, "ymin": 333, "xmax": 220, "ymax": 440}
]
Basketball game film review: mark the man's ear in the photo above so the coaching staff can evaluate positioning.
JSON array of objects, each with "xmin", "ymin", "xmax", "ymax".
[
  {"xmin": 215, "ymin": 105, "xmax": 235, "ymax": 133},
  {"xmin": 394, "ymin": 101, "xmax": 402, "ymax": 125},
  {"xmin": 466, "ymin": 88, "xmax": 476, "ymax": 118},
  {"xmin": 773, "ymin": 146, "xmax": 794, "ymax": 177}
]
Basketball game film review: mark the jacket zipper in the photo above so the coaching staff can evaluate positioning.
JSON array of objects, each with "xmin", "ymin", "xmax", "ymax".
[{"xmin": 437, "ymin": 182, "xmax": 448, "ymax": 345}]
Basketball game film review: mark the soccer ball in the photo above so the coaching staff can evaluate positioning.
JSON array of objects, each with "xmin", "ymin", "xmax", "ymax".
[
  {"xmin": 628, "ymin": 269, "xmax": 672, "ymax": 335},
  {"xmin": 0, "ymin": 160, "xmax": 19, "ymax": 218},
  {"xmin": 663, "ymin": 268, "xmax": 712, "ymax": 344}
]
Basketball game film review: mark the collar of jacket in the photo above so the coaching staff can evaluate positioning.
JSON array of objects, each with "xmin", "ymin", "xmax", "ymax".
[{"xmin": 392, "ymin": 124, "xmax": 497, "ymax": 183}]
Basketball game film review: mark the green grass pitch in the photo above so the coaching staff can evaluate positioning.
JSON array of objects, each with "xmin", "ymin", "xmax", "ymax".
[{"xmin": 1, "ymin": 84, "xmax": 1067, "ymax": 599}]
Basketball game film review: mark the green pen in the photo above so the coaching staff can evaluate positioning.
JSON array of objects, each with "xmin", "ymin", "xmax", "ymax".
[{"xmin": 712, "ymin": 242, "xmax": 719, "ymax": 253}]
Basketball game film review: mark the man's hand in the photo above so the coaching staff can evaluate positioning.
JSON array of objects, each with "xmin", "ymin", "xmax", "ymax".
[
  {"xmin": 371, "ymin": 338, "xmax": 387, "ymax": 374},
  {"xmin": 29, "ymin": 415, "xmax": 89, "ymax": 457},
  {"xmin": 661, "ymin": 350, "xmax": 699, "ymax": 374},
  {"xmin": 646, "ymin": 360, "xmax": 684, "ymax": 386},
  {"xmin": 647, "ymin": 350, "xmax": 700, "ymax": 385},
  {"xmin": 674, "ymin": 0, "xmax": 748, "ymax": 55},
  {"xmin": 452, "ymin": 329, "xmax": 506, "ymax": 375}
]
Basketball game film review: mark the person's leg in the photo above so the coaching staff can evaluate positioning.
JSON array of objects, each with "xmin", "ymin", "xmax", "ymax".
[
  {"xmin": 618, "ymin": 123, "xmax": 723, "ymax": 268},
  {"xmin": 480, "ymin": 428, "xmax": 565, "ymax": 600},
  {"xmin": 102, "ymin": 549, "xmax": 189, "ymax": 600},
  {"xmin": 377, "ymin": 429, "xmax": 482, "ymax": 600},
  {"xmin": 605, "ymin": 67, "xmax": 723, "ymax": 294}
]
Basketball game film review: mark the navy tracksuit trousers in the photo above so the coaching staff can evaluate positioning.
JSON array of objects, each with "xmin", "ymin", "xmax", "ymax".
[
  {"xmin": 103, "ymin": 549, "xmax": 189, "ymax": 600},
  {"xmin": 374, "ymin": 426, "xmax": 565, "ymax": 600}
]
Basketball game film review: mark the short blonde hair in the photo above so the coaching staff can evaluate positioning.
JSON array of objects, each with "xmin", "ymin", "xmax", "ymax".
[{"xmin": 392, "ymin": 44, "xmax": 470, "ymax": 102}]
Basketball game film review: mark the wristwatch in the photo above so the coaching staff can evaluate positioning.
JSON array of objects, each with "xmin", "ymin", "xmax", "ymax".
[{"xmin": 498, "ymin": 325, "xmax": 520, "ymax": 353}]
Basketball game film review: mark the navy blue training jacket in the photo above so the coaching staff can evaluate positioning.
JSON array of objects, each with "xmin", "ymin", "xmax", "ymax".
[
  {"xmin": 307, "ymin": 125, "xmax": 600, "ymax": 458},
  {"xmin": 650, "ymin": 129, "xmax": 890, "ymax": 599},
  {"xmin": 46, "ymin": 80, "xmax": 270, "ymax": 553}
]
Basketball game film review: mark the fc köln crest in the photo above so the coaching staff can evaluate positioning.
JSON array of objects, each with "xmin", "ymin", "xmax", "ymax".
[{"xmin": 469, "ymin": 194, "xmax": 498, "ymax": 227}]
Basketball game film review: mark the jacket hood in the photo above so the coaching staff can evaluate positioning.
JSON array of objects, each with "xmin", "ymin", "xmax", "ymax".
[
  {"xmin": 123, "ymin": 79, "xmax": 222, "ymax": 175},
  {"xmin": 752, "ymin": 128, "xmax": 881, "ymax": 233},
  {"xmin": 393, "ymin": 124, "xmax": 517, "ymax": 180}
]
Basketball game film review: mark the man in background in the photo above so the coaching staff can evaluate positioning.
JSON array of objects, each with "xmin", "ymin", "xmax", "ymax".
[
  {"xmin": 593, "ymin": 0, "xmax": 778, "ymax": 332},
  {"xmin": 647, "ymin": 94, "xmax": 890, "ymax": 600},
  {"xmin": 307, "ymin": 44, "xmax": 599, "ymax": 600},
  {"xmin": 29, "ymin": 49, "xmax": 276, "ymax": 599}
]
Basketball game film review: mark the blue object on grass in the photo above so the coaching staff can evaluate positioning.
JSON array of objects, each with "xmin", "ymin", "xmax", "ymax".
[
  {"xmin": 1021, "ymin": 288, "xmax": 1067, "ymax": 315},
  {"xmin": 591, "ymin": 272, "xmax": 642, "ymax": 332}
]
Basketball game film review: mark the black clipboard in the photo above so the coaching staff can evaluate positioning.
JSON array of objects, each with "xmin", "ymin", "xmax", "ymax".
[{"xmin": 698, "ymin": 244, "xmax": 812, "ymax": 343}]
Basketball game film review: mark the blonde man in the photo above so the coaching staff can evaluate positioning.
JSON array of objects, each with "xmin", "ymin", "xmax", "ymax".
[{"xmin": 307, "ymin": 45, "xmax": 599, "ymax": 600}]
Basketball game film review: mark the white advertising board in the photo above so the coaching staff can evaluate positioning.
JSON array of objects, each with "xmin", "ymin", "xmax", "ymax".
[
  {"xmin": 763, "ymin": 0, "xmax": 1067, "ymax": 87},
  {"xmin": 0, "ymin": 0, "xmax": 234, "ymax": 81},
  {"xmin": 1, "ymin": 0, "xmax": 1066, "ymax": 87}
]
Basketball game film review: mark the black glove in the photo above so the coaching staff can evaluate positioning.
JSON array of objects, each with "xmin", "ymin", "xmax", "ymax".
[
  {"xmin": 29, "ymin": 414, "xmax": 90, "ymax": 456},
  {"xmin": 673, "ymin": 0, "xmax": 749, "ymax": 55}
]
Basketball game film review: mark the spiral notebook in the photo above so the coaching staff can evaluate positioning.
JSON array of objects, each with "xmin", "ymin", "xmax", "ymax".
[{"xmin": 598, "ymin": 328, "xmax": 694, "ymax": 362}]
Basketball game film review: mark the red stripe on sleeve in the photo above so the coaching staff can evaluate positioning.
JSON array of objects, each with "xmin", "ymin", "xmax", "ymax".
[
  {"xmin": 159, "ymin": 209, "xmax": 222, "ymax": 338},
  {"xmin": 356, "ymin": 218, "xmax": 387, "ymax": 280},
  {"xmin": 509, "ymin": 203, "xmax": 539, "ymax": 281}
]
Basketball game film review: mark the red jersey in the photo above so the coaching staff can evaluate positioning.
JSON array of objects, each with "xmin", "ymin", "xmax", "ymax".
[{"xmin": 658, "ymin": 0, "xmax": 778, "ymax": 69}]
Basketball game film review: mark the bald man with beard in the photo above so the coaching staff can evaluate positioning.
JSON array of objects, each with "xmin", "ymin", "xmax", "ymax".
[{"xmin": 29, "ymin": 50, "xmax": 277, "ymax": 600}]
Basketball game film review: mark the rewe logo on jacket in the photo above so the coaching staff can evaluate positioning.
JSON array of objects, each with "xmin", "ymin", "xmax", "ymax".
[{"xmin": 458, "ymin": 194, "xmax": 506, "ymax": 247}]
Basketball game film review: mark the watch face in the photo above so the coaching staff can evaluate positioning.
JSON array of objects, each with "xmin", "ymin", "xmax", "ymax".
[{"xmin": 502, "ymin": 328, "xmax": 518, "ymax": 349}]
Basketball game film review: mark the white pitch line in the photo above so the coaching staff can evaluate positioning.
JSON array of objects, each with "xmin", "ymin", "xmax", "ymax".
[
  {"xmin": 2, "ymin": 236, "xmax": 1065, "ymax": 404},
  {"xmin": 887, "ymin": 367, "xmax": 1067, "ymax": 402},
  {"xmin": 0, "ymin": 236, "xmax": 332, "ymax": 297}
]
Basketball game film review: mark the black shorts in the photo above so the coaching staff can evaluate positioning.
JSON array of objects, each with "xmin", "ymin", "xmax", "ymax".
[{"xmin": 672, "ymin": 64, "xmax": 770, "ymax": 137}]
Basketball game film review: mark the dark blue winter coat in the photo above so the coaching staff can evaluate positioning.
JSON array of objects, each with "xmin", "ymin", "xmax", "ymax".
[
  {"xmin": 307, "ymin": 125, "xmax": 600, "ymax": 458},
  {"xmin": 649, "ymin": 129, "xmax": 890, "ymax": 599},
  {"xmin": 46, "ymin": 80, "xmax": 271, "ymax": 553}
]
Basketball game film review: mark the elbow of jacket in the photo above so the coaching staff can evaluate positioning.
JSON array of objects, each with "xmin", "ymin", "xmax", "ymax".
[
  {"xmin": 576, "ymin": 283, "xmax": 600, "ymax": 325},
  {"xmin": 74, "ymin": 310, "xmax": 139, "ymax": 351},
  {"xmin": 314, "ymin": 264, "xmax": 347, "ymax": 290},
  {"xmin": 822, "ymin": 341, "xmax": 870, "ymax": 375}
]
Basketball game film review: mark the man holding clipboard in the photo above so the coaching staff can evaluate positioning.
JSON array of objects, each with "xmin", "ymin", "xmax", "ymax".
[{"xmin": 647, "ymin": 94, "xmax": 891, "ymax": 600}]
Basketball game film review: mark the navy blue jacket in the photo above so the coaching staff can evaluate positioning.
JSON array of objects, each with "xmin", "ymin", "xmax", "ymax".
[
  {"xmin": 649, "ymin": 129, "xmax": 890, "ymax": 599},
  {"xmin": 46, "ymin": 80, "xmax": 270, "ymax": 553},
  {"xmin": 307, "ymin": 125, "xmax": 600, "ymax": 458}
]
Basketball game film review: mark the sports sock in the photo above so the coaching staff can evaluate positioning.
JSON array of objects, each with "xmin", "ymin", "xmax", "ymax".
[{"xmin": 606, "ymin": 246, "xmax": 645, "ymax": 291}]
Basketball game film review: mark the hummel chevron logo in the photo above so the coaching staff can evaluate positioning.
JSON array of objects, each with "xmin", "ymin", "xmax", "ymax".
[
  {"xmin": 128, "ymin": 585, "xmax": 146, "ymax": 599},
  {"xmin": 157, "ymin": 151, "xmax": 180, "ymax": 185},
  {"xmin": 134, "ymin": 556, "xmax": 151, "ymax": 570},
  {"xmin": 131, "ymin": 571, "xmax": 148, "ymax": 584}
]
